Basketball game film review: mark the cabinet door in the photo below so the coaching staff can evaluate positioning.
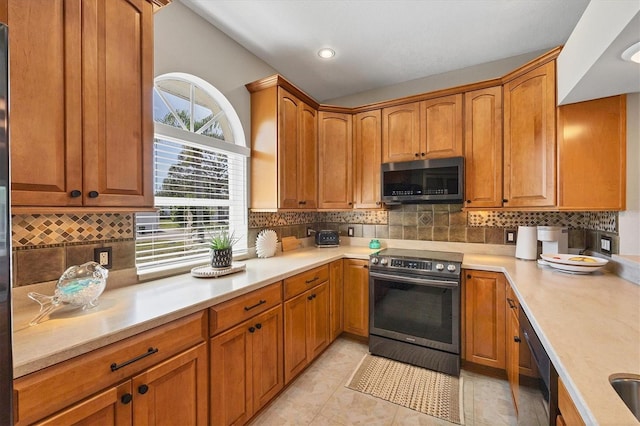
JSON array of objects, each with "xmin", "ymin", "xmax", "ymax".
[
  {"xmin": 464, "ymin": 270, "xmax": 506, "ymax": 369},
  {"xmin": 343, "ymin": 259, "xmax": 369, "ymax": 337},
  {"xmin": 318, "ymin": 111, "xmax": 353, "ymax": 209},
  {"xmin": 353, "ymin": 110, "xmax": 382, "ymax": 209},
  {"xmin": 329, "ymin": 260, "xmax": 344, "ymax": 342},
  {"xmin": 503, "ymin": 60, "xmax": 556, "ymax": 207},
  {"xmin": 464, "ymin": 86, "xmax": 503, "ymax": 208},
  {"xmin": 8, "ymin": 0, "xmax": 83, "ymax": 207},
  {"xmin": 133, "ymin": 343, "xmax": 208, "ymax": 426},
  {"xmin": 420, "ymin": 94, "xmax": 463, "ymax": 159},
  {"xmin": 278, "ymin": 88, "xmax": 301, "ymax": 209},
  {"xmin": 283, "ymin": 291, "xmax": 310, "ymax": 383},
  {"xmin": 507, "ymin": 307, "xmax": 519, "ymax": 414},
  {"xmin": 307, "ymin": 281, "xmax": 330, "ymax": 360},
  {"xmin": 382, "ymin": 102, "xmax": 421, "ymax": 163},
  {"xmin": 251, "ymin": 306, "xmax": 284, "ymax": 413},
  {"xmin": 35, "ymin": 382, "xmax": 132, "ymax": 426},
  {"xmin": 210, "ymin": 325, "xmax": 252, "ymax": 426},
  {"xmin": 298, "ymin": 102, "xmax": 318, "ymax": 209},
  {"xmin": 82, "ymin": 0, "xmax": 153, "ymax": 207},
  {"xmin": 558, "ymin": 95, "xmax": 626, "ymax": 210}
]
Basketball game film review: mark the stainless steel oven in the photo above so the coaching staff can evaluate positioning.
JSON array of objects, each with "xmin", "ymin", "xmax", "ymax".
[{"xmin": 369, "ymin": 248, "xmax": 463, "ymax": 376}]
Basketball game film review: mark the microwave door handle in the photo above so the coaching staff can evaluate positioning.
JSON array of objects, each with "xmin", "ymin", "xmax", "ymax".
[{"xmin": 369, "ymin": 271, "xmax": 459, "ymax": 289}]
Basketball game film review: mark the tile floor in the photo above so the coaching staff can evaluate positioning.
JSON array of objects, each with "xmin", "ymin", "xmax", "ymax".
[{"xmin": 249, "ymin": 336, "xmax": 521, "ymax": 425}]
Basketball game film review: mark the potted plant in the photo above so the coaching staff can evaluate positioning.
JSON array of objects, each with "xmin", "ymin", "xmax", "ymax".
[{"xmin": 209, "ymin": 230, "xmax": 239, "ymax": 269}]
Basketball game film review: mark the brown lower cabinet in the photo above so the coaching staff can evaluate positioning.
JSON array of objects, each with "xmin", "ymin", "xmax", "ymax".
[
  {"xmin": 463, "ymin": 270, "xmax": 506, "ymax": 369},
  {"xmin": 13, "ymin": 312, "xmax": 208, "ymax": 426},
  {"xmin": 557, "ymin": 377, "xmax": 585, "ymax": 426},
  {"xmin": 329, "ymin": 259, "xmax": 344, "ymax": 342},
  {"xmin": 210, "ymin": 305, "xmax": 283, "ymax": 426},
  {"xmin": 343, "ymin": 258, "xmax": 369, "ymax": 337},
  {"xmin": 283, "ymin": 266, "xmax": 331, "ymax": 384}
]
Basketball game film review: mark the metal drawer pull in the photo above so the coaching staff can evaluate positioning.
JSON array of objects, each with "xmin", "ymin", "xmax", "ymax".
[
  {"xmin": 305, "ymin": 277, "xmax": 319, "ymax": 284},
  {"xmin": 244, "ymin": 299, "xmax": 266, "ymax": 311},
  {"xmin": 507, "ymin": 298, "xmax": 517, "ymax": 309},
  {"xmin": 110, "ymin": 347, "xmax": 158, "ymax": 372}
]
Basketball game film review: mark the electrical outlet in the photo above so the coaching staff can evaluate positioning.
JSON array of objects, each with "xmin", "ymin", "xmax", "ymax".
[
  {"xmin": 94, "ymin": 247, "xmax": 113, "ymax": 269},
  {"xmin": 600, "ymin": 236, "xmax": 612, "ymax": 255},
  {"xmin": 348, "ymin": 227, "xmax": 354, "ymax": 237},
  {"xmin": 505, "ymin": 229, "xmax": 517, "ymax": 245}
]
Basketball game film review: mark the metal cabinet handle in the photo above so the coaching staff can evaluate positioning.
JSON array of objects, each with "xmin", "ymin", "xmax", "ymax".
[
  {"xmin": 244, "ymin": 299, "xmax": 266, "ymax": 311},
  {"xmin": 249, "ymin": 326, "xmax": 256, "ymax": 333},
  {"xmin": 305, "ymin": 277, "xmax": 319, "ymax": 284},
  {"xmin": 110, "ymin": 347, "xmax": 158, "ymax": 372},
  {"xmin": 255, "ymin": 323, "xmax": 262, "ymax": 329},
  {"xmin": 514, "ymin": 336, "xmax": 521, "ymax": 343},
  {"xmin": 507, "ymin": 298, "xmax": 517, "ymax": 309},
  {"xmin": 121, "ymin": 393, "xmax": 133, "ymax": 404},
  {"xmin": 88, "ymin": 190, "xmax": 99, "ymax": 198},
  {"xmin": 138, "ymin": 384, "xmax": 149, "ymax": 395},
  {"xmin": 70, "ymin": 190, "xmax": 82, "ymax": 198}
]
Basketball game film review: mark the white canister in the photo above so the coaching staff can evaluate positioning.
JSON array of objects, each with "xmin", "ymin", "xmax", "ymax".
[{"xmin": 515, "ymin": 226, "xmax": 538, "ymax": 260}]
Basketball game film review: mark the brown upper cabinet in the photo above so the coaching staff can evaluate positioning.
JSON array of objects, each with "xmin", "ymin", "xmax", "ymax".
[
  {"xmin": 353, "ymin": 110, "xmax": 383, "ymax": 209},
  {"xmin": 247, "ymin": 81, "xmax": 318, "ymax": 210},
  {"xmin": 382, "ymin": 102, "xmax": 421, "ymax": 163},
  {"xmin": 318, "ymin": 111, "xmax": 353, "ymax": 209},
  {"xmin": 557, "ymin": 95, "xmax": 626, "ymax": 210},
  {"xmin": 381, "ymin": 94, "xmax": 463, "ymax": 163},
  {"xmin": 420, "ymin": 94, "xmax": 463, "ymax": 159},
  {"xmin": 464, "ymin": 86, "xmax": 503, "ymax": 208},
  {"xmin": 7, "ymin": 0, "xmax": 154, "ymax": 210},
  {"xmin": 503, "ymin": 60, "xmax": 557, "ymax": 208}
]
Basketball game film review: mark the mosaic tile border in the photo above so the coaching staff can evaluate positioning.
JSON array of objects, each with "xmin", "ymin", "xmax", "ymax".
[
  {"xmin": 12, "ymin": 214, "xmax": 134, "ymax": 248},
  {"xmin": 467, "ymin": 211, "xmax": 617, "ymax": 232}
]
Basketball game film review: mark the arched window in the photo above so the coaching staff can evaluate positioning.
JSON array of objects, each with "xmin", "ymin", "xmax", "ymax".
[{"xmin": 136, "ymin": 73, "xmax": 249, "ymax": 274}]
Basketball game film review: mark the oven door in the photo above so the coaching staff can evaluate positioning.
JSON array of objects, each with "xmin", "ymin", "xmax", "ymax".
[{"xmin": 369, "ymin": 270, "xmax": 460, "ymax": 354}]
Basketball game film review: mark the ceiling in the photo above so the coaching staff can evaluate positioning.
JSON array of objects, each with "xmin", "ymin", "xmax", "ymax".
[{"xmin": 180, "ymin": 0, "xmax": 591, "ymax": 102}]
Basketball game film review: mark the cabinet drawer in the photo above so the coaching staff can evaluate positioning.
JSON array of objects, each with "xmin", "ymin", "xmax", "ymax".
[
  {"xmin": 14, "ymin": 311, "xmax": 207, "ymax": 425},
  {"xmin": 284, "ymin": 265, "xmax": 329, "ymax": 300},
  {"xmin": 209, "ymin": 282, "xmax": 282, "ymax": 336}
]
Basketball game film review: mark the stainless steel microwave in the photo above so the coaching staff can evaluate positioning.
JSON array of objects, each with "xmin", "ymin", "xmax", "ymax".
[{"xmin": 381, "ymin": 157, "xmax": 464, "ymax": 204}]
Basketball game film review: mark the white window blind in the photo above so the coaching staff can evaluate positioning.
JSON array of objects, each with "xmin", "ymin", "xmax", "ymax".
[
  {"xmin": 136, "ymin": 137, "xmax": 247, "ymax": 272},
  {"xmin": 135, "ymin": 73, "xmax": 248, "ymax": 275}
]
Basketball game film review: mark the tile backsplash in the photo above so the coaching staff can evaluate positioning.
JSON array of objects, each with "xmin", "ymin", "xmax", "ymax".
[{"xmin": 12, "ymin": 207, "xmax": 619, "ymax": 287}]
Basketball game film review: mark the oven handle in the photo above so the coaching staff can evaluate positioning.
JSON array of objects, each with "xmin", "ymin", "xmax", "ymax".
[{"xmin": 369, "ymin": 271, "xmax": 459, "ymax": 288}]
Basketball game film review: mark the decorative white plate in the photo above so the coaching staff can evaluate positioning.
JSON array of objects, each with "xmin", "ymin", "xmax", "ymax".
[
  {"xmin": 256, "ymin": 229, "xmax": 278, "ymax": 258},
  {"xmin": 540, "ymin": 254, "xmax": 607, "ymax": 274},
  {"xmin": 191, "ymin": 263, "xmax": 246, "ymax": 278}
]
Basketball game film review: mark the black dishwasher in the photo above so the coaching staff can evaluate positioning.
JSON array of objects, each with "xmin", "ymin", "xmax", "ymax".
[{"xmin": 519, "ymin": 308, "xmax": 558, "ymax": 425}]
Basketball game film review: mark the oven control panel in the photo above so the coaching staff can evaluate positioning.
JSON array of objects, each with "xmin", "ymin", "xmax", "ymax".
[{"xmin": 370, "ymin": 256, "xmax": 458, "ymax": 274}]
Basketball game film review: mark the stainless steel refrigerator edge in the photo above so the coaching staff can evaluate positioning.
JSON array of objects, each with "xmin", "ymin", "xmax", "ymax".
[{"xmin": 0, "ymin": 22, "xmax": 13, "ymax": 425}]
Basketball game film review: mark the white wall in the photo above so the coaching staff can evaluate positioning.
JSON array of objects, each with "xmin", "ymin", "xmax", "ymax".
[
  {"xmin": 620, "ymin": 93, "xmax": 640, "ymax": 255},
  {"xmin": 324, "ymin": 50, "xmax": 547, "ymax": 107},
  {"xmin": 154, "ymin": 2, "xmax": 277, "ymax": 145}
]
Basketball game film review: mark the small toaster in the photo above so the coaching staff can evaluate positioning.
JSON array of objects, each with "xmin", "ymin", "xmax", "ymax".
[{"xmin": 315, "ymin": 230, "xmax": 340, "ymax": 247}]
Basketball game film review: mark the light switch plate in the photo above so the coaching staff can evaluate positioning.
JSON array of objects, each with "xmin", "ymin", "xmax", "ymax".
[
  {"xmin": 348, "ymin": 227, "xmax": 354, "ymax": 237},
  {"xmin": 600, "ymin": 236, "xmax": 612, "ymax": 255}
]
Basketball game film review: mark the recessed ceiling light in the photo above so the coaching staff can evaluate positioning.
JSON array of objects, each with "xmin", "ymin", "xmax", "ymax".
[
  {"xmin": 317, "ymin": 48, "xmax": 335, "ymax": 59},
  {"xmin": 621, "ymin": 41, "xmax": 640, "ymax": 63}
]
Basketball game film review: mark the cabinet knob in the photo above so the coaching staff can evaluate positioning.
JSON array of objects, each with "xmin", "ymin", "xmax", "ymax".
[
  {"xmin": 70, "ymin": 190, "xmax": 82, "ymax": 198},
  {"xmin": 138, "ymin": 384, "xmax": 149, "ymax": 395},
  {"xmin": 307, "ymin": 295, "xmax": 313, "ymax": 301},
  {"xmin": 255, "ymin": 323, "xmax": 262, "ymax": 330},
  {"xmin": 414, "ymin": 153, "xmax": 419, "ymax": 157},
  {"xmin": 248, "ymin": 326, "xmax": 256, "ymax": 333},
  {"xmin": 376, "ymin": 201, "xmax": 381, "ymax": 206},
  {"xmin": 121, "ymin": 393, "xmax": 133, "ymax": 404},
  {"xmin": 421, "ymin": 152, "xmax": 425, "ymax": 157},
  {"xmin": 502, "ymin": 199, "xmax": 508, "ymax": 203},
  {"xmin": 514, "ymin": 336, "xmax": 521, "ymax": 343},
  {"xmin": 466, "ymin": 200, "xmax": 471, "ymax": 204},
  {"xmin": 88, "ymin": 191, "xmax": 99, "ymax": 198},
  {"xmin": 466, "ymin": 274, "xmax": 471, "ymax": 279}
]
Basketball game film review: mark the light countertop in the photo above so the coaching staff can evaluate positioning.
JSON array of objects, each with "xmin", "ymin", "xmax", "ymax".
[{"xmin": 11, "ymin": 242, "xmax": 640, "ymax": 425}]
